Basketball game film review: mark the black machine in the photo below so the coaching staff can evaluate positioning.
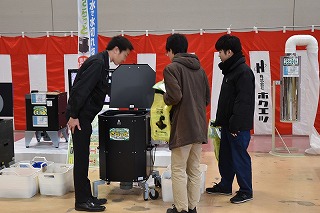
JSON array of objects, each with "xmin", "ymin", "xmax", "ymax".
[
  {"xmin": 99, "ymin": 110, "xmax": 153, "ymax": 182},
  {"xmin": 24, "ymin": 91, "xmax": 68, "ymax": 148},
  {"xmin": 25, "ymin": 91, "xmax": 67, "ymax": 131},
  {"xmin": 79, "ymin": 37, "xmax": 89, "ymax": 53},
  {"xmin": 0, "ymin": 83, "xmax": 13, "ymax": 117},
  {"xmin": 93, "ymin": 64, "xmax": 161, "ymax": 200},
  {"xmin": 0, "ymin": 119, "xmax": 14, "ymax": 168}
]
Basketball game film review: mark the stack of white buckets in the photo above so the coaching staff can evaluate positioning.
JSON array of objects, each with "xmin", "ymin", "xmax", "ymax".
[{"xmin": 161, "ymin": 164, "xmax": 207, "ymax": 202}]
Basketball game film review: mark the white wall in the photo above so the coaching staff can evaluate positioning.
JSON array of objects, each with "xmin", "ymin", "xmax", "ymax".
[{"xmin": 0, "ymin": 0, "xmax": 319, "ymax": 36}]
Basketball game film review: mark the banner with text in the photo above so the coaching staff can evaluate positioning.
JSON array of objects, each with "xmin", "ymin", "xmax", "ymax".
[
  {"xmin": 249, "ymin": 51, "xmax": 273, "ymax": 134},
  {"xmin": 77, "ymin": 0, "xmax": 98, "ymax": 68}
]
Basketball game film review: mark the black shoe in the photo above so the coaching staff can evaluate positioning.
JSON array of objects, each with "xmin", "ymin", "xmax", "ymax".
[
  {"xmin": 188, "ymin": 207, "xmax": 197, "ymax": 213},
  {"xmin": 166, "ymin": 205, "xmax": 188, "ymax": 213},
  {"xmin": 92, "ymin": 197, "xmax": 107, "ymax": 205},
  {"xmin": 230, "ymin": 191, "xmax": 253, "ymax": 204},
  {"xmin": 75, "ymin": 200, "xmax": 106, "ymax": 212},
  {"xmin": 206, "ymin": 182, "xmax": 232, "ymax": 195}
]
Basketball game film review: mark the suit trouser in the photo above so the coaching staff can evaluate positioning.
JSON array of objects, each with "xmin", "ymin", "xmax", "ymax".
[
  {"xmin": 219, "ymin": 127, "xmax": 252, "ymax": 194},
  {"xmin": 171, "ymin": 143, "xmax": 202, "ymax": 212},
  {"xmin": 72, "ymin": 116, "xmax": 93, "ymax": 203}
]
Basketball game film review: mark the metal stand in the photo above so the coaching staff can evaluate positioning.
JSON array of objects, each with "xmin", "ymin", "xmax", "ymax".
[
  {"xmin": 92, "ymin": 170, "xmax": 161, "ymax": 201},
  {"xmin": 269, "ymin": 81, "xmax": 304, "ymax": 157},
  {"xmin": 25, "ymin": 127, "xmax": 68, "ymax": 148},
  {"xmin": 92, "ymin": 180, "xmax": 106, "ymax": 198}
]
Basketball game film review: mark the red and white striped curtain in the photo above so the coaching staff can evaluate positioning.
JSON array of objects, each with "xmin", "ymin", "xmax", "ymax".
[{"xmin": 1, "ymin": 31, "xmax": 320, "ymax": 134}]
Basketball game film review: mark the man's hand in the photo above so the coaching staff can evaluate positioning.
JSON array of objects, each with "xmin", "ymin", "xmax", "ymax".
[{"xmin": 67, "ymin": 117, "xmax": 81, "ymax": 134}]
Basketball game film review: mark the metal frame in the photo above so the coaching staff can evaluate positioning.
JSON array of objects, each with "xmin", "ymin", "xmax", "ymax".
[
  {"xmin": 269, "ymin": 80, "xmax": 305, "ymax": 157},
  {"xmin": 1, "ymin": 24, "xmax": 320, "ymax": 36},
  {"xmin": 92, "ymin": 170, "xmax": 161, "ymax": 201}
]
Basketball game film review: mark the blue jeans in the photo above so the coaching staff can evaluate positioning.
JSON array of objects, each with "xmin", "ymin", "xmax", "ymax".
[{"xmin": 218, "ymin": 127, "xmax": 252, "ymax": 194}]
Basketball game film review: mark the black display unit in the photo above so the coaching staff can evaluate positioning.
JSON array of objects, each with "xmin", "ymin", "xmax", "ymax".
[
  {"xmin": 99, "ymin": 110, "xmax": 153, "ymax": 182},
  {"xmin": 98, "ymin": 64, "xmax": 156, "ymax": 183},
  {"xmin": 25, "ymin": 92, "xmax": 67, "ymax": 131},
  {"xmin": 0, "ymin": 83, "xmax": 13, "ymax": 117},
  {"xmin": 93, "ymin": 64, "xmax": 162, "ymax": 200},
  {"xmin": 0, "ymin": 119, "xmax": 14, "ymax": 168}
]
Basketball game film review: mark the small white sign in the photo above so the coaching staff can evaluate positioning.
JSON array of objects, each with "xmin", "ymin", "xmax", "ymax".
[
  {"xmin": 32, "ymin": 116, "xmax": 48, "ymax": 127},
  {"xmin": 47, "ymin": 100, "xmax": 53, "ymax": 106},
  {"xmin": 31, "ymin": 93, "xmax": 46, "ymax": 104}
]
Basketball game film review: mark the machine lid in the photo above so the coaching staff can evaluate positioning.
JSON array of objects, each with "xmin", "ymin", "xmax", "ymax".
[{"xmin": 110, "ymin": 64, "xmax": 156, "ymax": 109}]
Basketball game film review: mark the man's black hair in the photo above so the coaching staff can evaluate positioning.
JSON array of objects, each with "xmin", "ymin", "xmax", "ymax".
[
  {"xmin": 165, "ymin": 34, "xmax": 188, "ymax": 54},
  {"xmin": 215, "ymin": 34, "xmax": 242, "ymax": 54},
  {"xmin": 106, "ymin": 35, "xmax": 134, "ymax": 52}
]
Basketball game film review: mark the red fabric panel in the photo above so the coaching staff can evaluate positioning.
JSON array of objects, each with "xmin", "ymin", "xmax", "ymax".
[
  {"xmin": 46, "ymin": 54, "xmax": 64, "ymax": 92},
  {"xmin": 1, "ymin": 31, "xmax": 320, "ymax": 133},
  {"xmin": 0, "ymin": 36, "xmax": 79, "ymax": 129},
  {"xmin": 46, "ymin": 37, "xmax": 67, "ymax": 92},
  {"xmin": 11, "ymin": 53, "xmax": 29, "ymax": 130},
  {"xmin": 5, "ymin": 37, "xmax": 30, "ymax": 130},
  {"xmin": 98, "ymin": 35, "xmax": 111, "ymax": 52},
  {"xmin": 147, "ymin": 34, "xmax": 171, "ymax": 81}
]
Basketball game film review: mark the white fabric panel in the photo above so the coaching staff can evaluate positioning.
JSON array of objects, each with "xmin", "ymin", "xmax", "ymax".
[
  {"xmin": 64, "ymin": 54, "xmax": 78, "ymax": 96},
  {"xmin": 292, "ymin": 51, "xmax": 312, "ymax": 135},
  {"xmin": 28, "ymin": 55, "xmax": 47, "ymax": 92},
  {"xmin": 249, "ymin": 51, "xmax": 273, "ymax": 135},
  {"xmin": 305, "ymin": 50, "xmax": 320, "ymax": 153},
  {"xmin": 0, "ymin": 55, "xmax": 12, "ymax": 83},
  {"xmin": 210, "ymin": 52, "xmax": 223, "ymax": 120},
  {"xmin": 137, "ymin": 53, "xmax": 156, "ymax": 71},
  {"xmin": 292, "ymin": 51, "xmax": 319, "ymax": 137}
]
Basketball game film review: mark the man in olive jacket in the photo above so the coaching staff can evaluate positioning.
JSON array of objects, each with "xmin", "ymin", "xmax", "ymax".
[
  {"xmin": 206, "ymin": 34, "xmax": 255, "ymax": 204},
  {"xmin": 164, "ymin": 34, "xmax": 211, "ymax": 213}
]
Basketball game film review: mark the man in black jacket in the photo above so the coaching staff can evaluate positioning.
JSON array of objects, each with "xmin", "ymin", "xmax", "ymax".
[
  {"xmin": 66, "ymin": 36, "xmax": 133, "ymax": 212},
  {"xmin": 206, "ymin": 34, "xmax": 255, "ymax": 204}
]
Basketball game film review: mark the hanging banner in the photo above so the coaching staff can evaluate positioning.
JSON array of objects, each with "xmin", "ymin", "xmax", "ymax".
[
  {"xmin": 69, "ymin": 0, "xmax": 99, "ymax": 166},
  {"xmin": 77, "ymin": 0, "xmax": 98, "ymax": 68},
  {"xmin": 1, "ymin": 30, "xmax": 320, "ymax": 134},
  {"xmin": 249, "ymin": 51, "xmax": 273, "ymax": 134}
]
